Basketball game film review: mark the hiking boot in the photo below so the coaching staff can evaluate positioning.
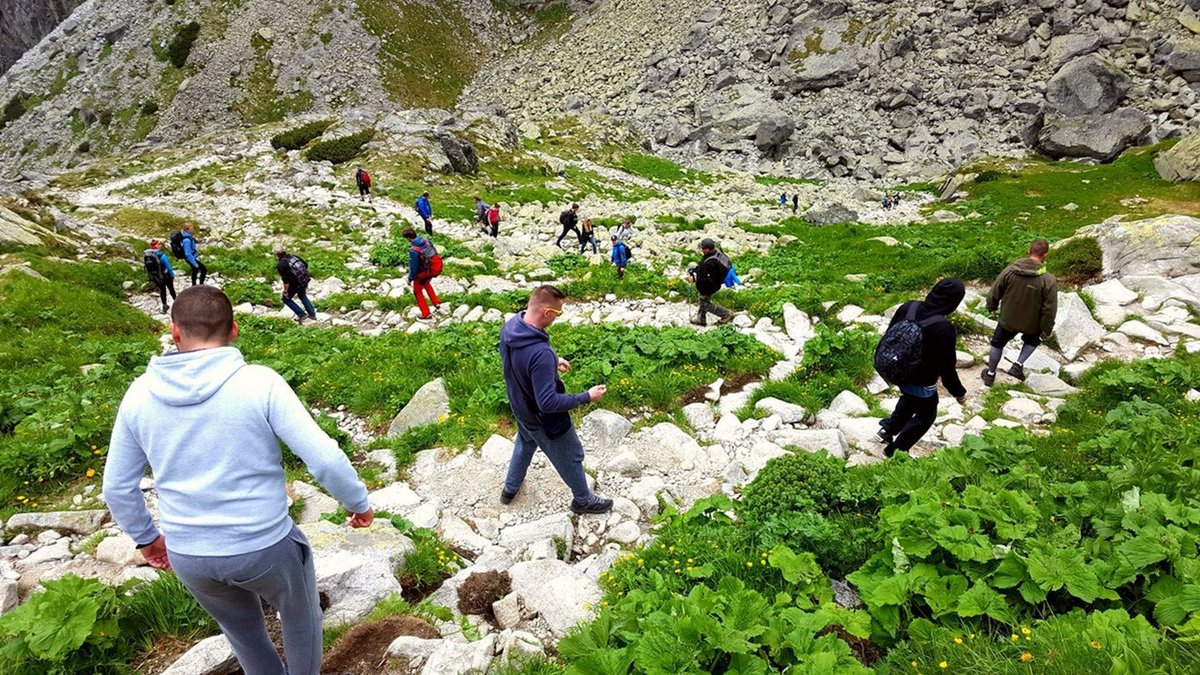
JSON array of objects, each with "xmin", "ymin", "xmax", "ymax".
[
  {"xmin": 981, "ymin": 369, "xmax": 996, "ymax": 387},
  {"xmin": 500, "ymin": 488, "xmax": 519, "ymax": 505},
  {"xmin": 1007, "ymin": 363, "xmax": 1026, "ymax": 382},
  {"xmin": 570, "ymin": 496, "xmax": 614, "ymax": 515},
  {"xmin": 689, "ymin": 317, "xmax": 707, "ymax": 327},
  {"xmin": 874, "ymin": 427, "xmax": 894, "ymax": 445},
  {"xmin": 716, "ymin": 314, "xmax": 735, "ymax": 325},
  {"xmin": 294, "ymin": 314, "xmax": 307, "ymax": 325},
  {"xmin": 161, "ymin": 305, "xmax": 169, "ymax": 314},
  {"xmin": 416, "ymin": 314, "xmax": 433, "ymax": 322}
]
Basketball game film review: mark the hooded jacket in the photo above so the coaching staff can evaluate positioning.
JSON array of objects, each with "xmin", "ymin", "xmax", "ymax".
[
  {"xmin": 416, "ymin": 195, "xmax": 433, "ymax": 219},
  {"xmin": 887, "ymin": 278, "xmax": 967, "ymax": 399},
  {"xmin": 499, "ymin": 312, "xmax": 590, "ymax": 436},
  {"xmin": 407, "ymin": 237, "xmax": 436, "ymax": 282},
  {"xmin": 986, "ymin": 257, "xmax": 1058, "ymax": 336},
  {"xmin": 103, "ymin": 347, "xmax": 369, "ymax": 556},
  {"xmin": 694, "ymin": 249, "xmax": 731, "ymax": 296},
  {"xmin": 181, "ymin": 232, "xmax": 200, "ymax": 267},
  {"xmin": 611, "ymin": 241, "xmax": 630, "ymax": 267}
]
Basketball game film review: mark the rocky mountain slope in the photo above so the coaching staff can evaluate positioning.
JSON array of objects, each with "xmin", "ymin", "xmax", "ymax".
[
  {"xmin": 0, "ymin": 0, "xmax": 85, "ymax": 75},
  {"xmin": 465, "ymin": 0, "xmax": 1200, "ymax": 179}
]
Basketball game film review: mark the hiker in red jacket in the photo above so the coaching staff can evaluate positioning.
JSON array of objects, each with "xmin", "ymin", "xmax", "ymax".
[
  {"xmin": 404, "ymin": 227, "xmax": 442, "ymax": 320},
  {"xmin": 354, "ymin": 166, "xmax": 372, "ymax": 202},
  {"xmin": 486, "ymin": 203, "xmax": 501, "ymax": 238}
]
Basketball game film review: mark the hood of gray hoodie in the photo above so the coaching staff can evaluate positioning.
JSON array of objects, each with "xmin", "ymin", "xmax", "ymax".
[{"xmin": 144, "ymin": 346, "xmax": 246, "ymax": 407}]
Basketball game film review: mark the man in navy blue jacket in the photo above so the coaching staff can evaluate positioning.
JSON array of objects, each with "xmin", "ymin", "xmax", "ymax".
[{"xmin": 499, "ymin": 285, "xmax": 613, "ymax": 514}]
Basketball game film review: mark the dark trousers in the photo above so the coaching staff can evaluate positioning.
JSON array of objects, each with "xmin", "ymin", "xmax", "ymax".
[
  {"xmin": 880, "ymin": 392, "xmax": 938, "ymax": 457},
  {"xmin": 489, "ymin": 221, "xmax": 499, "ymax": 237},
  {"xmin": 555, "ymin": 225, "xmax": 579, "ymax": 247},
  {"xmin": 282, "ymin": 286, "xmax": 316, "ymax": 319},
  {"xmin": 579, "ymin": 233, "xmax": 597, "ymax": 254},
  {"xmin": 189, "ymin": 261, "xmax": 208, "ymax": 286},
  {"xmin": 421, "ymin": 217, "xmax": 433, "ymax": 235},
  {"xmin": 990, "ymin": 324, "xmax": 1042, "ymax": 350},
  {"xmin": 155, "ymin": 276, "xmax": 177, "ymax": 310}
]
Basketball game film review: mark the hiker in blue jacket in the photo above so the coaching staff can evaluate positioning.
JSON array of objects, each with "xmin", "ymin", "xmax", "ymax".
[
  {"xmin": 610, "ymin": 235, "xmax": 630, "ymax": 279},
  {"xmin": 416, "ymin": 192, "xmax": 433, "ymax": 235},
  {"xmin": 181, "ymin": 224, "xmax": 207, "ymax": 286},
  {"xmin": 144, "ymin": 240, "xmax": 176, "ymax": 313}
]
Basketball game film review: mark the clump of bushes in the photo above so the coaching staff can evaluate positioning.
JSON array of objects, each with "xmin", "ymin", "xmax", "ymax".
[
  {"xmin": 1049, "ymin": 236, "xmax": 1103, "ymax": 285},
  {"xmin": 140, "ymin": 101, "xmax": 159, "ymax": 115},
  {"xmin": 168, "ymin": 21, "xmax": 200, "ymax": 68},
  {"xmin": 973, "ymin": 169, "xmax": 1005, "ymax": 183},
  {"xmin": 270, "ymin": 119, "xmax": 334, "ymax": 151},
  {"xmin": 2, "ymin": 96, "xmax": 28, "ymax": 130},
  {"xmin": 304, "ymin": 129, "xmax": 374, "ymax": 164}
]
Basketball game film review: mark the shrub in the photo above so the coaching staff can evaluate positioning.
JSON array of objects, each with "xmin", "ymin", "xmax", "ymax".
[
  {"xmin": 270, "ymin": 119, "xmax": 334, "ymax": 151},
  {"xmin": 97, "ymin": 110, "xmax": 113, "ymax": 126},
  {"xmin": 76, "ymin": 141, "xmax": 90, "ymax": 154},
  {"xmin": 369, "ymin": 239, "xmax": 410, "ymax": 268},
  {"xmin": 140, "ymin": 101, "xmax": 159, "ymax": 115},
  {"xmin": 1, "ymin": 96, "xmax": 26, "ymax": 130},
  {"xmin": 167, "ymin": 21, "xmax": 201, "ymax": 68},
  {"xmin": 1048, "ymin": 236, "xmax": 1103, "ymax": 285},
  {"xmin": 974, "ymin": 169, "xmax": 1004, "ymax": 183},
  {"xmin": 304, "ymin": 129, "xmax": 374, "ymax": 164}
]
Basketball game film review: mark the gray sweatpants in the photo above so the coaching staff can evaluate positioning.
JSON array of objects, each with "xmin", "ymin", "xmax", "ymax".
[
  {"xmin": 698, "ymin": 294, "xmax": 731, "ymax": 323},
  {"xmin": 170, "ymin": 525, "xmax": 322, "ymax": 675}
]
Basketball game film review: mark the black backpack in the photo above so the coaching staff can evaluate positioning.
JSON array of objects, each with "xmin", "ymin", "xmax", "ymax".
[
  {"xmin": 169, "ymin": 231, "xmax": 186, "ymax": 259},
  {"xmin": 874, "ymin": 303, "xmax": 945, "ymax": 385},
  {"xmin": 285, "ymin": 255, "xmax": 312, "ymax": 287},
  {"xmin": 143, "ymin": 249, "xmax": 163, "ymax": 282}
]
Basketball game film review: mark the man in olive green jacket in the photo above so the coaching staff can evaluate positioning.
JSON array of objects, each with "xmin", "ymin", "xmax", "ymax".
[{"xmin": 981, "ymin": 239, "xmax": 1058, "ymax": 386}]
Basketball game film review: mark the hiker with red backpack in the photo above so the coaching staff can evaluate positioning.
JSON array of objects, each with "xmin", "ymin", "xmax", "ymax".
[
  {"xmin": 355, "ymin": 166, "xmax": 372, "ymax": 202},
  {"xmin": 486, "ymin": 203, "xmax": 501, "ymax": 238},
  {"xmin": 873, "ymin": 278, "xmax": 968, "ymax": 458},
  {"xmin": 143, "ymin": 240, "xmax": 177, "ymax": 314},
  {"xmin": 275, "ymin": 245, "xmax": 318, "ymax": 324},
  {"xmin": 404, "ymin": 227, "xmax": 442, "ymax": 320}
]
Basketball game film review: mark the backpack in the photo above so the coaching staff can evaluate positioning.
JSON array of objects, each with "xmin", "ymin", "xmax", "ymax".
[
  {"xmin": 143, "ymin": 250, "xmax": 163, "ymax": 281},
  {"xmin": 873, "ymin": 303, "xmax": 946, "ymax": 385},
  {"xmin": 359, "ymin": 170, "xmax": 371, "ymax": 188},
  {"xmin": 169, "ymin": 231, "xmax": 186, "ymax": 259},
  {"xmin": 487, "ymin": 207, "xmax": 500, "ymax": 224},
  {"xmin": 559, "ymin": 210, "xmax": 572, "ymax": 226},
  {"xmin": 286, "ymin": 255, "xmax": 311, "ymax": 287},
  {"xmin": 413, "ymin": 240, "xmax": 442, "ymax": 277}
]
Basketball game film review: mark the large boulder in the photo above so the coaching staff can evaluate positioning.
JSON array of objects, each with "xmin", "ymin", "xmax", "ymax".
[
  {"xmin": 578, "ymin": 409, "xmax": 633, "ymax": 450},
  {"xmin": 1037, "ymin": 108, "xmax": 1150, "ymax": 162},
  {"xmin": 1154, "ymin": 135, "xmax": 1200, "ymax": 182},
  {"xmin": 388, "ymin": 379, "xmax": 450, "ymax": 438},
  {"xmin": 437, "ymin": 134, "xmax": 479, "ymax": 175},
  {"xmin": 1044, "ymin": 55, "xmax": 1130, "ymax": 117},
  {"xmin": 766, "ymin": 429, "xmax": 849, "ymax": 458},
  {"xmin": 6, "ymin": 510, "xmax": 108, "ymax": 536},
  {"xmin": 782, "ymin": 17, "xmax": 863, "ymax": 91},
  {"xmin": 508, "ymin": 559, "xmax": 601, "ymax": 637},
  {"xmin": 160, "ymin": 635, "xmax": 237, "ymax": 675},
  {"xmin": 1168, "ymin": 40, "xmax": 1200, "ymax": 82},
  {"xmin": 1072, "ymin": 215, "xmax": 1200, "ymax": 279},
  {"xmin": 0, "ymin": 206, "xmax": 47, "ymax": 246},
  {"xmin": 1053, "ymin": 292, "xmax": 1106, "ymax": 360},
  {"xmin": 299, "ymin": 520, "xmax": 414, "ymax": 625},
  {"xmin": 754, "ymin": 117, "xmax": 796, "ymax": 159},
  {"xmin": 804, "ymin": 201, "xmax": 859, "ymax": 225}
]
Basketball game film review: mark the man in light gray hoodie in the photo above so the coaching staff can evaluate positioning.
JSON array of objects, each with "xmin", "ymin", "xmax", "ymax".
[{"xmin": 103, "ymin": 285, "xmax": 374, "ymax": 675}]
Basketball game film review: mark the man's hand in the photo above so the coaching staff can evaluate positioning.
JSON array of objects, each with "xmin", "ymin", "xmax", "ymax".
[
  {"xmin": 139, "ymin": 534, "xmax": 172, "ymax": 570},
  {"xmin": 347, "ymin": 509, "xmax": 374, "ymax": 529},
  {"xmin": 587, "ymin": 385, "xmax": 607, "ymax": 402},
  {"xmin": 557, "ymin": 357, "xmax": 572, "ymax": 373}
]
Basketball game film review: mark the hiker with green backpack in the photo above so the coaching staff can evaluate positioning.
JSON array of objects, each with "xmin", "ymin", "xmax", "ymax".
[
  {"xmin": 404, "ymin": 227, "xmax": 443, "ymax": 320},
  {"xmin": 275, "ymin": 245, "xmax": 317, "ymax": 324},
  {"xmin": 143, "ymin": 240, "xmax": 176, "ymax": 314}
]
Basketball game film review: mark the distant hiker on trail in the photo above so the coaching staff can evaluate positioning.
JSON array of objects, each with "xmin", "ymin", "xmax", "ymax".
[
  {"xmin": 474, "ymin": 196, "xmax": 489, "ymax": 233},
  {"xmin": 555, "ymin": 203, "xmax": 580, "ymax": 248},
  {"xmin": 487, "ymin": 203, "xmax": 501, "ymax": 238},
  {"xmin": 780, "ymin": 192, "xmax": 787, "ymax": 207},
  {"xmin": 615, "ymin": 219, "xmax": 634, "ymax": 243},
  {"xmin": 883, "ymin": 194, "xmax": 892, "ymax": 210},
  {"xmin": 578, "ymin": 218, "xmax": 598, "ymax": 254},
  {"xmin": 893, "ymin": 192, "xmax": 902, "ymax": 206},
  {"xmin": 688, "ymin": 238, "xmax": 734, "ymax": 327},
  {"xmin": 354, "ymin": 166, "xmax": 372, "ymax": 202},
  {"xmin": 874, "ymin": 278, "xmax": 968, "ymax": 458},
  {"xmin": 792, "ymin": 194, "xmax": 799, "ymax": 214},
  {"xmin": 404, "ymin": 227, "xmax": 442, "ymax": 321},
  {"xmin": 103, "ymin": 285, "xmax": 373, "ymax": 675},
  {"xmin": 275, "ymin": 245, "xmax": 317, "ymax": 325},
  {"xmin": 178, "ymin": 224, "xmax": 207, "ymax": 286},
  {"xmin": 416, "ymin": 191, "xmax": 433, "ymax": 235},
  {"xmin": 143, "ymin": 240, "xmax": 176, "ymax": 314},
  {"xmin": 981, "ymin": 239, "xmax": 1058, "ymax": 387},
  {"xmin": 499, "ymin": 285, "xmax": 614, "ymax": 515},
  {"xmin": 610, "ymin": 235, "xmax": 630, "ymax": 279}
]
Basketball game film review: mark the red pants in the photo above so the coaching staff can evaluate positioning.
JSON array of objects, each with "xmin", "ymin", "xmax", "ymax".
[{"xmin": 413, "ymin": 275, "xmax": 440, "ymax": 317}]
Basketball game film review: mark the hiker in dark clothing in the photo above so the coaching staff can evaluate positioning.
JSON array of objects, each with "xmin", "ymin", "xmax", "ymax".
[
  {"xmin": 555, "ymin": 203, "xmax": 580, "ymax": 248},
  {"xmin": 354, "ymin": 166, "xmax": 372, "ymax": 202},
  {"xmin": 792, "ymin": 194, "xmax": 799, "ymax": 214},
  {"xmin": 416, "ymin": 192, "xmax": 433, "ymax": 235},
  {"xmin": 610, "ymin": 235, "xmax": 630, "ymax": 279},
  {"xmin": 688, "ymin": 238, "xmax": 734, "ymax": 326},
  {"xmin": 578, "ymin": 218, "xmax": 597, "ymax": 254},
  {"xmin": 981, "ymin": 239, "xmax": 1058, "ymax": 386},
  {"xmin": 181, "ymin": 224, "xmax": 207, "ymax": 286},
  {"xmin": 499, "ymin": 285, "xmax": 613, "ymax": 515},
  {"xmin": 876, "ymin": 278, "xmax": 968, "ymax": 457},
  {"xmin": 144, "ymin": 240, "xmax": 177, "ymax": 314},
  {"xmin": 474, "ymin": 196, "xmax": 489, "ymax": 233},
  {"xmin": 780, "ymin": 193, "xmax": 787, "ymax": 207},
  {"xmin": 275, "ymin": 245, "xmax": 317, "ymax": 324}
]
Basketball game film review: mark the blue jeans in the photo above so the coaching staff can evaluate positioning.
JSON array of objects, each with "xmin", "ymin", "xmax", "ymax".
[
  {"xmin": 282, "ymin": 286, "xmax": 316, "ymax": 319},
  {"xmin": 504, "ymin": 420, "xmax": 592, "ymax": 501}
]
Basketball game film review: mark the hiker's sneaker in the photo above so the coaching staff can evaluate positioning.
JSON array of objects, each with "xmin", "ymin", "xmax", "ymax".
[
  {"xmin": 716, "ymin": 314, "xmax": 735, "ymax": 325},
  {"xmin": 689, "ymin": 317, "xmax": 707, "ymax": 327},
  {"xmin": 1007, "ymin": 363, "xmax": 1026, "ymax": 382},
  {"xmin": 416, "ymin": 314, "xmax": 433, "ymax": 322},
  {"xmin": 874, "ymin": 428, "xmax": 893, "ymax": 445},
  {"xmin": 981, "ymin": 369, "xmax": 996, "ymax": 387},
  {"xmin": 570, "ymin": 496, "xmax": 614, "ymax": 515},
  {"xmin": 500, "ymin": 488, "xmax": 518, "ymax": 505},
  {"xmin": 294, "ymin": 315, "xmax": 307, "ymax": 325}
]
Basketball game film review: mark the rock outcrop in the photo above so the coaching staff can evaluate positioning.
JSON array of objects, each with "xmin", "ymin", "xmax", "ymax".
[{"xmin": 0, "ymin": 0, "xmax": 86, "ymax": 75}]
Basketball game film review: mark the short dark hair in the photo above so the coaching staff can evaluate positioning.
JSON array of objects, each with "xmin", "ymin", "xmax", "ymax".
[
  {"xmin": 172, "ymin": 286, "xmax": 234, "ymax": 343},
  {"xmin": 402, "ymin": 227, "xmax": 416, "ymax": 240},
  {"xmin": 572, "ymin": 203, "xmax": 579, "ymax": 209},
  {"xmin": 1030, "ymin": 239, "xmax": 1050, "ymax": 256},
  {"xmin": 530, "ymin": 284, "xmax": 566, "ymax": 307}
]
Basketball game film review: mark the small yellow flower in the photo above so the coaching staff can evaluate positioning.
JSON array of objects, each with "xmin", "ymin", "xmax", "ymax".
[
  {"xmin": 1011, "ymin": 634, "xmax": 1019, "ymax": 642},
  {"xmin": 1019, "ymin": 652, "xmax": 1033, "ymax": 663},
  {"xmin": 954, "ymin": 636, "xmax": 963, "ymax": 645},
  {"xmin": 968, "ymin": 633, "xmax": 975, "ymax": 641},
  {"xmin": 746, "ymin": 562, "xmax": 753, "ymax": 568},
  {"xmin": 86, "ymin": 469, "xmax": 96, "ymax": 478},
  {"xmin": 1021, "ymin": 626, "xmax": 1031, "ymax": 636},
  {"xmin": 1090, "ymin": 641, "xmax": 1102, "ymax": 650},
  {"xmin": 939, "ymin": 661, "xmax": 948, "ymax": 669},
  {"xmin": 911, "ymin": 662, "xmax": 918, "ymax": 669}
]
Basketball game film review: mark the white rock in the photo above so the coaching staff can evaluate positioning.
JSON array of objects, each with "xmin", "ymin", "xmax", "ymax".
[
  {"xmin": 713, "ymin": 414, "xmax": 744, "ymax": 443},
  {"xmin": 441, "ymin": 515, "xmax": 494, "ymax": 553},
  {"xmin": 407, "ymin": 503, "xmax": 440, "ymax": 529},
  {"xmin": 300, "ymin": 521, "xmax": 413, "ymax": 625},
  {"xmin": 1054, "ymin": 292, "xmax": 1106, "ymax": 360},
  {"xmin": 508, "ymin": 559, "xmax": 601, "ymax": 637},
  {"xmin": 754, "ymin": 397, "xmax": 806, "ymax": 423},
  {"xmin": 782, "ymin": 303, "xmax": 815, "ymax": 341},
  {"xmin": 1186, "ymin": 389, "xmax": 1200, "ymax": 403},
  {"xmin": 493, "ymin": 592, "xmax": 523, "ymax": 629},
  {"xmin": 1025, "ymin": 373, "xmax": 1078, "ymax": 396},
  {"xmin": 1117, "ymin": 320, "xmax": 1170, "ymax": 345},
  {"xmin": 291, "ymin": 481, "xmax": 338, "ymax": 524},
  {"xmin": 837, "ymin": 305, "xmax": 864, "ymax": 323},
  {"xmin": 500, "ymin": 513, "xmax": 573, "ymax": 552},
  {"xmin": 1001, "ymin": 398, "xmax": 1044, "ymax": 423},
  {"xmin": 767, "ymin": 429, "xmax": 849, "ymax": 458},
  {"xmin": 480, "ymin": 434, "xmax": 515, "ymax": 464},
  {"xmin": 607, "ymin": 521, "xmax": 641, "ymax": 545},
  {"xmin": 579, "ymin": 409, "xmax": 633, "ymax": 449},
  {"xmin": 423, "ymin": 631, "xmax": 498, "ymax": 673},
  {"xmin": 6, "ymin": 509, "xmax": 108, "ymax": 536},
  {"xmin": 705, "ymin": 378, "xmax": 724, "ymax": 402},
  {"xmin": 941, "ymin": 424, "xmax": 967, "ymax": 446},
  {"xmin": 370, "ymin": 483, "xmax": 422, "ymax": 513},
  {"xmin": 837, "ymin": 418, "xmax": 885, "ymax": 452},
  {"xmin": 682, "ymin": 402, "xmax": 715, "ymax": 432},
  {"xmin": 160, "ymin": 635, "xmax": 237, "ymax": 675},
  {"xmin": 95, "ymin": 534, "xmax": 143, "ymax": 567},
  {"xmin": 1085, "ymin": 279, "xmax": 1138, "ymax": 306},
  {"xmin": 829, "ymin": 390, "xmax": 870, "ymax": 416}
]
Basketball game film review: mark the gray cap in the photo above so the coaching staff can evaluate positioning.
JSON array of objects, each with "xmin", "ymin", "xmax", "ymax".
[{"xmin": 699, "ymin": 238, "xmax": 715, "ymax": 250}]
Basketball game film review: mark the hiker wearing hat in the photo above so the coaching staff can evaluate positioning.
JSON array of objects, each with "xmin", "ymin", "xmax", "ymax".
[
  {"xmin": 688, "ymin": 238, "xmax": 734, "ymax": 326},
  {"xmin": 610, "ymin": 235, "xmax": 630, "ymax": 280}
]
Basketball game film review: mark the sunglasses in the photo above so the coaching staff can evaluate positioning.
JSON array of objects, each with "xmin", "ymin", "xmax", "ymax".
[{"xmin": 544, "ymin": 307, "xmax": 563, "ymax": 316}]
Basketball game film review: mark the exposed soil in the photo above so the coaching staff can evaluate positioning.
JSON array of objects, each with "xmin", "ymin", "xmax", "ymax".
[
  {"xmin": 398, "ymin": 573, "xmax": 450, "ymax": 604},
  {"xmin": 819, "ymin": 625, "xmax": 881, "ymax": 667},
  {"xmin": 681, "ymin": 371, "xmax": 759, "ymax": 405},
  {"xmin": 457, "ymin": 570, "xmax": 511, "ymax": 621},
  {"xmin": 321, "ymin": 616, "xmax": 440, "ymax": 674},
  {"xmin": 138, "ymin": 634, "xmax": 221, "ymax": 675}
]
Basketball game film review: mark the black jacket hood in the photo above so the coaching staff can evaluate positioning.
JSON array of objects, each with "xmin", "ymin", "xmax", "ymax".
[{"xmin": 921, "ymin": 278, "xmax": 966, "ymax": 318}]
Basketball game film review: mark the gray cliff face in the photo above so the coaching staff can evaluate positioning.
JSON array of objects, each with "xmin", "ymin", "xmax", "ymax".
[{"xmin": 0, "ymin": 0, "xmax": 86, "ymax": 74}]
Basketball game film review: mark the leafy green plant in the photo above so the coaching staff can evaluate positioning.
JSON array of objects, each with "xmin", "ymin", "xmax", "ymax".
[
  {"xmin": 304, "ymin": 129, "xmax": 374, "ymax": 164},
  {"xmin": 1048, "ymin": 236, "xmax": 1103, "ymax": 285},
  {"xmin": 270, "ymin": 120, "xmax": 334, "ymax": 151},
  {"xmin": 2, "ymin": 96, "xmax": 28, "ymax": 130},
  {"xmin": 399, "ymin": 528, "xmax": 465, "ymax": 590},
  {"xmin": 167, "ymin": 22, "xmax": 200, "ymax": 69},
  {"xmin": 0, "ymin": 575, "xmax": 123, "ymax": 669}
]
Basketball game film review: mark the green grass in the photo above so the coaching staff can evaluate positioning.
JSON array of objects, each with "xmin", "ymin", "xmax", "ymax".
[
  {"xmin": 618, "ymin": 153, "xmax": 713, "ymax": 186},
  {"xmin": 104, "ymin": 208, "xmax": 192, "ymax": 239}
]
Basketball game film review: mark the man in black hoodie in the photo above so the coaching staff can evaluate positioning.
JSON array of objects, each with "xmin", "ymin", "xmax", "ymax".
[
  {"xmin": 876, "ymin": 278, "xmax": 968, "ymax": 457},
  {"xmin": 689, "ymin": 238, "xmax": 734, "ymax": 326},
  {"xmin": 555, "ymin": 203, "xmax": 580, "ymax": 248},
  {"xmin": 498, "ymin": 285, "xmax": 614, "ymax": 514}
]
